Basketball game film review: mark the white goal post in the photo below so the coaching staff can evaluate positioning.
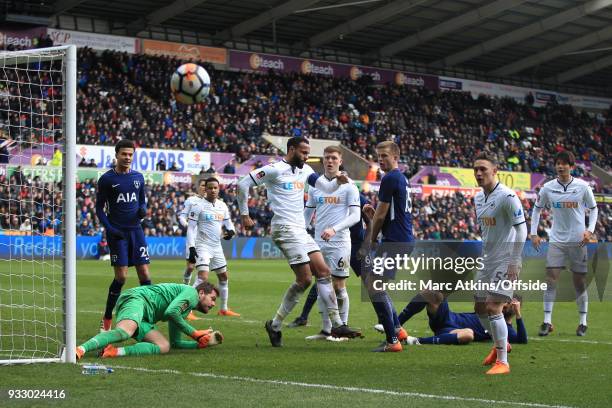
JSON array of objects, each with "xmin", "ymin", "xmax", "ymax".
[{"xmin": 0, "ymin": 45, "xmax": 76, "ymax": 364}]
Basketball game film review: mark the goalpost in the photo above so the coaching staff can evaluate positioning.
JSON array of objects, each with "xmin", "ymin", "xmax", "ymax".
[{"xmin": 0, "ymin": 45, "xmax": 76, "ymax": 364}]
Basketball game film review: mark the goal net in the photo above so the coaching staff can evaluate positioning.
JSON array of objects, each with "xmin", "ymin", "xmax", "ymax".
[{"xmin": 0, "ymin": 45, "xmax": 76, "ymax": 364}]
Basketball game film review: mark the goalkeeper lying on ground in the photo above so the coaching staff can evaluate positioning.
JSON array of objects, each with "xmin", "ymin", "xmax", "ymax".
[{"xmin": 76, "ymin": 282, "xmax": 223, "ymax": 359}]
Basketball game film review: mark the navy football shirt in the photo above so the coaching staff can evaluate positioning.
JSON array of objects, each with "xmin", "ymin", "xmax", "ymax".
[
  {"xmin": 377, "ymin": 169, "xmax": 414, "ymax": 243},
  {"xmin": 96, "ymin": 168, "xmax": 146, "ymax": 230}
]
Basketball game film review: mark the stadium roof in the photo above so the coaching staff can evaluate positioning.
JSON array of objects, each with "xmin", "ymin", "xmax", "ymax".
[{"xmin": 8, "ymin": 0, "xmax": 612, "ymax": 96}]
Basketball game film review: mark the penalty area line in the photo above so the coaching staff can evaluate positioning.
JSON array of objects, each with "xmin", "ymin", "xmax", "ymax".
[{"xmin": 109, "ymin": 364, "xmax": 576, "ymax": 408}]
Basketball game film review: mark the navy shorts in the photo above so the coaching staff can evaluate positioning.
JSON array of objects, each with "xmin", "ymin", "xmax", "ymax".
[
  {"xmin": 107, "ymin": 227, "xmax": 150, "ymax": 267},
  {"xmin": 427, "ymin": 300, "xmax": 453, "ymax": 335}
]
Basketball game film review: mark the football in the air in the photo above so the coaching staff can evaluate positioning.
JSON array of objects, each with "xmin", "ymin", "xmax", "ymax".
[{"xmin": 170, "ymin": 63, "xmax": 210, "ymax": 104}]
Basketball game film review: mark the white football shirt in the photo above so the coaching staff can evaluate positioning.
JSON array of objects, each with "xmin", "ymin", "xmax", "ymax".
[
  {"xmin": 534, "ymin": 177, "xmax": 597, "ymax": 243},
  {"xmin": 248, "ymin": 160, "xmax": 314, "ymax": 227},
  {"xmin": 475, "ymin": 183, "xmax": 526, "ymax": 262},
  {"xmin": 180, "ymin": 195, "xmax": 206, "ymax": 248},
  {"xmin": 306, "ymin": 182, "xmax": 360, "ymax": 243},
  {"xmin": 195, "ymin": 199, "xmax": 233, "ymax": 247}
]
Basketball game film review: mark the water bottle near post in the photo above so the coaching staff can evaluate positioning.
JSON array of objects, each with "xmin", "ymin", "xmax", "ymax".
[{"xmin": 81, "ymin": 364, "xmax": 114, "ymax": 375}]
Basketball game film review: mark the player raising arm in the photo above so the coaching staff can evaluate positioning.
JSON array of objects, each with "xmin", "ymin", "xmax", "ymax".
[
  {"xmin": 95, "ymin": 139, "xmax": 151, "ymax": 333},
  {"xmin": 237, "ymin": 136, "xmax": 361, "ymax": 347},
  {"xmin": 530, "ymin": 151, "xmax": 598, "ymax": 337},
  {"xmin": 76, "ymin": 282, "xmax": 223, "ymax": 359}
]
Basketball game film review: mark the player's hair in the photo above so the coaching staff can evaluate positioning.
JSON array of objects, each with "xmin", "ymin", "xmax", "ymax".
[
  {"xmin": 198, "ymin": 178, "xmax": 207, "ymax": 186},
  {"xmin": 376, "ymin": 141, "xmax": 400, "ymax": 156},
  {"xmin": 196, "ymin": 281, "xmax": 219, "ymax": 296},
  {"xmin": 205, "ymin": 177, "xmax": 220, "ymax": 186},
  {"xmin": 554, "ymin": 151, "xmax": 575, "ymax": 166},
  {"xmin": 323, "ymin": 145, "xmax": 343, "ymax": 156},
  {"xmin": 503, "ymin": 294, "xmax": 522, "ymax": 320},
  {"xmin": 287, "ymin": 136, "xmax": 309, "ymax": 151},
  {"xmin": 115, "ymin": 139, "xmax": 135, "ymax": 153},
  {"xmin": 474, "ymin": 151, "xmax": 498, "ymax": 167}
]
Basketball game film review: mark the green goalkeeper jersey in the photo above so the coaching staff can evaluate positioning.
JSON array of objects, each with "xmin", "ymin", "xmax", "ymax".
[{"xmin": 120, "ymin": 283, "xmax": 198, "ymax": 336}]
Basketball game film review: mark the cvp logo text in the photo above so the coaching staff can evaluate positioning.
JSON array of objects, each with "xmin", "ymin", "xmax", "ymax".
[
  {"xmin": 552, "ymin": 201, "xmax": 578, "ymax": 208},
  {"xmin": 282, "ymin": 182, "xmax": 304, "ymax": 190}
]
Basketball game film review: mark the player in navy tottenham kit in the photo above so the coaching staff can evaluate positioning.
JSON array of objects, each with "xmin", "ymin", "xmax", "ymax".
[
  {"xmin": 399, "ymin": 291, "xmax": 527, "ymax": 346},
  {"xmin": 95, "ymin": 139, "xmax": 151, "ymax": 332},
  {"xmin": 287, "ymin": 192, "xmax": 370, "ymax": 328},
  {"xmin": 361, "ymin": 141, "xmax": 413, "ymax": 352}
]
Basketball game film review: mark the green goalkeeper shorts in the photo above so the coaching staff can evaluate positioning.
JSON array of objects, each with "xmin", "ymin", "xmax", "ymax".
[{"xmin": 115, "ymin": 294, "xmax": 157, "ymax": 342}]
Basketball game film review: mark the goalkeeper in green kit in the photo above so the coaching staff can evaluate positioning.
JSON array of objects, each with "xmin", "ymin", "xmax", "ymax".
[{"xmin": 76, "ymin": 282, "xmax": 223, "ymax": 359}]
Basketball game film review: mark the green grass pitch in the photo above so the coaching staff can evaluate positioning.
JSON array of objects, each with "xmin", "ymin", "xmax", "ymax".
[{"xmin": 2, "ymin": 259, "xmax": 612, "ymax": 408}]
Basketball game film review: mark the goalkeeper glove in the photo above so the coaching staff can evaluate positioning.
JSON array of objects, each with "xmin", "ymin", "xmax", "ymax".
[
  {"xmin": 197, "ymin": 330, "xmax": 224, "ymax": 349},
  {"xmin": 188, "ymin": 246, "xmax": 198, "ymax": 261},
  {"xmin": 138, "ymin": 207, "xmax": 147, "ymax": 218},
  {"xmin": 223, "ymin": 230, "xmax": 235, "ymax": 240}
]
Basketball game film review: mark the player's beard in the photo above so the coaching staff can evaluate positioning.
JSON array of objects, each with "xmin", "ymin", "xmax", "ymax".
[{"xmin": 289, "ymin": 155, "xmax": 305, "ymax": 169}]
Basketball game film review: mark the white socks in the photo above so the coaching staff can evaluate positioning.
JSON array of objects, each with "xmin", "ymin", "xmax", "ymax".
[
  {"xmin": 489, "ymin": 313, "xmax": 508, "ymax": 364},
  {"xmin": 272, "ymin": 282, "xmax": 305, "ymax": 331},
  {"xmin": 218, "ymin": 280, "xmax": 229, "ymax": 311},
  {"xmin": 317, "ymin": 296, "xmax": 332, "ymax": 333},
  {"xmin": 317, "ymin": 287, "xmax": 349, "ymax": 333},
  {"xmin": 576, "ymin": 288, "xmax": 588, "ymax": 326},
  {"xmin": 336, "ymin": 287, "xmax": 349, "ymax": 325},
  {"xmin": 192, "ymin": 276, "xmax": 204, "ymax": 288},
  {"xmin": 543, "ymin": 285, "xmax": 557, "ymax": 324},
  {"xmin": 316, "ymin": 277, "xmax": 343, "ymax": 328}
]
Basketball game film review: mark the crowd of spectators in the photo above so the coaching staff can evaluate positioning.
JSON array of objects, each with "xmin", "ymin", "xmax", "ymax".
[
  {"xmin": 1, "ymin": 45, "xmax": 611, "ymax": 244},
  {"xmin": 1, "ymin": 171, "xmax": 609, "ymax": 243},
  {"xmin": 68, "ymin": 48, "xmax": 611, "ymax": 174}
]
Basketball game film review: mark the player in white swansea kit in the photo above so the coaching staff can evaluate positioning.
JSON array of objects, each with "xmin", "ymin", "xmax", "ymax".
[
  {"xmin": 530, "ymin": 151, "xmax": 598, "ymax": 337},
  {"xmin": 303, "ymin": 146, "xmax": 361, "ymax": 341},
  {"xmin": 178, "ymin": 179, "xmax": 207, "ymax": 285},
  {"xmin": 192, "ymin": 177, "xmax": 240, "ymax": 317},
  {"xmin": 237, "ymin": 136, "xmax": 361, "ymax": 347},
  {"xmin": 473, "ymin": 152, "xmax": 527, "ymax": 375}
]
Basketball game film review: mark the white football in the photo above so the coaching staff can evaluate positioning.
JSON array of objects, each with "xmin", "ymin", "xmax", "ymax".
[{"xmin": 170, "ymin": 63, "xmax": 211, "ymax": 105}]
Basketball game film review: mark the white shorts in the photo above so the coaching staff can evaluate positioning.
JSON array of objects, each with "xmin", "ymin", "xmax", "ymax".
[
  {"xmin": 474, "ymin": 260, "xmax": 516, "ymax": 301},
  {"xmin": 271, "ymin": 224, "xmax": 319, "ymax": 265},
  {"xmin": 195, "ymin": 244, "xmax": 227, "ymax": 273},
  {"xmin": 546, "ymin": 242, "xmax": 588, "ymax": 273},
  {"xmin": 317, "ymin": 240, "xmax": 351, "ymax": 278}
]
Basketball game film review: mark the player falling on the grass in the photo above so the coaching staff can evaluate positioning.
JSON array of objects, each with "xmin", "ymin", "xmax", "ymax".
[
  {"xmin": 473, "ymin": 152, "xmax": 527, "ymax": 375},
  {"xmin": 360, "ymin": 141, "xmax": 412, "ymax": 353},
  {"xmin": 287, "ymin": 191, "xmax": 370, "ymax": 328},
  {"xmin": 95, "ymin": 139, "xmax": 151, "ymax": 332},
  {"xmin": 530, "ymin": 151, "xmax": 598, "ymax": 337},
  {"xmin": 76, "ymin": 282, "xmax": 223, "ymax": 359},
  {"xmin": 178, "ymin": 179, "xmax": 207, "ymax": 285},
  {"xmin": 191, "ymin": 177, "xmax": 240, "ymax": 317},
  {"xmin": 237, "ymin": 136, "xmax": 361, "ymax": 347},
  {"xmin": 399, "ymin": 291, "xmax": 527, "ymax": 346},
  {"xmin": 303, "ymin": 146, "xmax": 361, "ymax": 341}
]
